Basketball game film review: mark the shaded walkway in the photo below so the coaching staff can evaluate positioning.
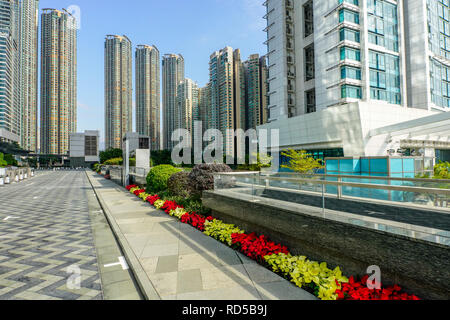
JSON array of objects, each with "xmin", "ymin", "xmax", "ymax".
[{"xmin": 86, "ymin": 171, "xmax": 316, "ymax": 300}]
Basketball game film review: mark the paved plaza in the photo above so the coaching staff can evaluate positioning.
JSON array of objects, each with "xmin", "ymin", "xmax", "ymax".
[
  {"xmin": 0, "ymin": 170, "xmax": 316, "ymax": 300},
  {"xmin": 0, "ymin": 171, "xmax": 140, "ymax": 300}
]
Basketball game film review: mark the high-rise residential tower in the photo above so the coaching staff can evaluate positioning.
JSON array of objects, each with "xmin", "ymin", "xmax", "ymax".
[
  {"xmin": 40, "ymin": 8, "xmax": 77, "ymax": 155},
  {"xmin": 209, "ymin": 47, "xmax": 239, "ymax": 156},
  {"xmin": 162, "ymin": 53, "xmax": 184, "ymax": 150},
  {"xmin": 259, "ymin": 0, "xmax": 450, "ymax": 163},
  {"xmin": 19, "ymin": 0, "xmax": 39, "ymax": 152},
  {"xmin": 0, "ymin": 0, "xmax": 20, "ymax": 145},
  {"xmin": 242, "ymin": 54, "xmax": 269, "ymax": 129},
  {"xmin": 176, "ymin": 78, "xmax": 198, "ymax": 136},
  {"xmin": 404, "ymin": 0, "xmax": 450, "ymax": 111},
  {"xmin": 104, "ymin": 35, "xmax": 132, "ymax": 150},
  {"xmin": 263, "ymin": 0, "xmax": 408, "ymax": 122},
  {"xmin": 196, "ymin": 83, "xmax": 211, "ymax": 132},
  {"xmin": 136, "ymin": 45, "xmax": 160, "ymax": 151}
]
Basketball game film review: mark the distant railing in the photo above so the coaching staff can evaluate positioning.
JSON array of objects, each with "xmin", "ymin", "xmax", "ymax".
[{"xmin": 213, "ymin": 172, "xmax": 450, "ymax": 211}]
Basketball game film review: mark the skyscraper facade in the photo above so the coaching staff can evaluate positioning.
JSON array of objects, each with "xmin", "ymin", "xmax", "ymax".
[
  {"xmin": 40, "ymin": 8, "xmax": 77, "ymax": 155},
  {"xmin": 242, "ymin": 54, "xmax": 269, "ymax": 129},
  {"xmin": 404, "ymin": 0, "xmax": 450, "ymax": 111},
  {"xmin": 0, "ymin": 0, "xmax": 20, "ymax": 145},
  {"xmin": 104, "ymin": 35, "xmax": 132, "ymax": 150},
  {"xmin": 19, "ymin": 0, "xmax": 39, "ymax": 152},
  {"xmin": 263, "ymin": 0, "xmax": 409, "ymax": 122},
  {"xmin": 162, "ymin": 53, "xmax": 184, "ymax": 150},
  {"xmin": 176, "ymin": 78, "xmax": 198, "ymax": 136},
  {"xmin": 136, "ymin": 45, "xmax": 160, "ymax": 151},
  {"xmin": 196, "ymin": 83, "xmax": 211, "ymax": 133},
  {"xmin": 209, "ymin": 47, "xmax": 239, "ymax": 156}
]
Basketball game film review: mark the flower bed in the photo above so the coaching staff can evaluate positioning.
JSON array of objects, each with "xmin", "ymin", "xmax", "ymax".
[{"xmin": 126, "ymin": 184, "xmax": 420, "ymax": 301}]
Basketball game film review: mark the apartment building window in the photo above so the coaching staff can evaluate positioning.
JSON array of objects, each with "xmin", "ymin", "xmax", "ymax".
[
  {"xmin": 339, "ymin": 28, "xmax": 360, "ymax": 43},
  {"xmin": 339, "ymin": 9, "xmax": 360, "ymax": 24},
  {"xmin": 304, "ymin": 1, "xmax": 314, "ymax": 38},
  {"xmin": 340, "ymin": 47, "xmax": 361, "ymax": 61},
  {"xmin": 430, "ymin": 57, "xmax": 450, "ymax": 108},
  {"xmin": 341, "ymin": 66, "xmax": 361, "ymax": 80},
  {"xmin": 341, "ymin": 84, "xmax": 362, "ymax": 99},
  {"xmin": 304, "ymin": 45, "xmax": 315, "ymax": 81},
  {"xmin": 305, "ymin": 89, "xmax": 316, "ymax": 114},
  {"xmin": 367, "ymin": 0, "xmax": 398, "ymax": 52}
]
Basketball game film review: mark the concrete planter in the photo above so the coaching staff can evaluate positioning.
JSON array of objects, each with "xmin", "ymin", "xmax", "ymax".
[{"xmin": 203, "ymin": 190, "xmax": 450, "ymax": 300}]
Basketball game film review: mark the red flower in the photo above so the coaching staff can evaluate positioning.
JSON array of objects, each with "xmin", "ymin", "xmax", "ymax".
[
  {"xmin": 231, "ymin": 233, "xmax": 290, "ymax": 262},
  {"xmin": 161, "ymin": 201, "xmax": 182, "ymax": 214},
  {"xmin": 146, "ymin": 195, "xmax": 160, "ymax": 205},
  {"xmin": 338, "ymin": 275, "xmax": 420, "ymax": 300},
  {"xmin": 126, "ymin": 185, "xmax": 138, "ymax": 191},
  {"xmin": 133, "ymin": 189, "xmax": 145, "ymax": 196},
  {"xmin": 180, "ymin": 212, "xmax": 208, "ymax": 231}
]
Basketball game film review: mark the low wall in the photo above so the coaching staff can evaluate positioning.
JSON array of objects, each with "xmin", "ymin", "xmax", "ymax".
[{"xmin": 202, "ymin": 190, "xmax": 450, "ymax": 300}]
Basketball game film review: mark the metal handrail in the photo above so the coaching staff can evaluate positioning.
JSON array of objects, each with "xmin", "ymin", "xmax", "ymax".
[
  {"xmin": 256, "ymin": 176, "xmax": 450, "ymax": 196},
  {"xmin": 214, "ymin": 171, "xmax": 450, "ymax": 184}
]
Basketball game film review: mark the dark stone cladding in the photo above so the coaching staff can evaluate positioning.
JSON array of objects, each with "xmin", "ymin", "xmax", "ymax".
[
  {"xmin": 263, "ymin": 189, "xmax": 450, "ymax": 231},
  {"xmin": 202, "ymin": 191, "xmax": 450, "ymax": 300}
]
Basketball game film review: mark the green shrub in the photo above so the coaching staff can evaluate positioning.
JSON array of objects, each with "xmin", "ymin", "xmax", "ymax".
[
  {"xmin": 100, "ymin": 148, "xmax": 123, "ymax": 164},
  {"xmin": 151, "ymin": 150, "xmax": 174, "ymax": 166},
  {"xmin": 104, "ymin": 157, "xmax": 123, "ymax": 166},
  {"xmin": 167, "ymin": 171, "xmax": 191, "ymax": 197},
  {"xmin": 2, "ymin": 153, "xmax": 17, "ymax": 166},
  {"xmin": 0, "ymin": 153, "xmax": 7, "ymax": 167},
  {"xmin": 146, "ymin": 165, "xmax": 182, "ymax": 193}
]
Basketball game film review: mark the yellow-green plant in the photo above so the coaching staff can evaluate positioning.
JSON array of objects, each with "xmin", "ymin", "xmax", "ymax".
[
  {"xmin": 265, "ymin": 253, "xmax": 348, "ymax": 300},
  {"xmin": 204, "ymin": 219, "xmax": 245, "ymax": 246},
  {"xmin": 139, "ymin": 192, "xmax": 149, "ymax": 201},
  {"xmin": 154, "ymin": 199, "xmax": 165, "ymax": 209},
  {"xmin": 170, "ymin": 207, "xmax": 187, "ymax": 219},
  {"xmin": 281, "ymin": 149, "xmax": 324, "ymax": 173},
  {"xmin": 130, "ymin": 187, "xmax": 139, "ymax": 194},
  {"xmin": 434, "ymin": 161, "xmax": 450, "ymax": 179}
]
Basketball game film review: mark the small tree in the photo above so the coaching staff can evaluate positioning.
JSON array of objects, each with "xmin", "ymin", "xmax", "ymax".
[
  {"xmin": 434, "ymin": 161, "xmax": 450, "ymax": 179},
  {"xmin": 281, "ymin": 149, "xmax": 324, "ymax": 174},
  {"xmin": 0, "ymin": 153, "xmax": 7, "ymax": 167}
]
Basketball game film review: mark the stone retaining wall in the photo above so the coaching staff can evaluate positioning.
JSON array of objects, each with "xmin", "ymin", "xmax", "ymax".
[{"xmin": 202, "ymin": 190, "xmax": 450, "ymax": 300}]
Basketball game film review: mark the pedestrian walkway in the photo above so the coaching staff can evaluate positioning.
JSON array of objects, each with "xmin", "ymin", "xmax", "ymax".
[{"xmin": 86, "ymin": 171, "xmax": 316, "ymax": 300}]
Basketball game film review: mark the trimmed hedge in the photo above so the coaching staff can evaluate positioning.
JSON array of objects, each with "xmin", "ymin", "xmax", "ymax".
[{"xmin": 146, "ymin": 165, "xmax": 182, "ymax": 193}]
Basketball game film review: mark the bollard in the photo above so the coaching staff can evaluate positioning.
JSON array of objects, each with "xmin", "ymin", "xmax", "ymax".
[
  {"xmin": 0, "ymin": 176, "xmax": 4, "ymax": 186},
  {"xmin": 5, "ymin": 176, "xmax": 10, "ymax": 184},
  {"xmin": 15, "ymin": 175, "xmax": 19, "ymax": 183}
]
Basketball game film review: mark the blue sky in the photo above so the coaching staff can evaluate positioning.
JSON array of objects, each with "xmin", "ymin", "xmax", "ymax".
[{"xmin": 39, "ymin": 0, "xmax": 267, "ymax": 146}]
